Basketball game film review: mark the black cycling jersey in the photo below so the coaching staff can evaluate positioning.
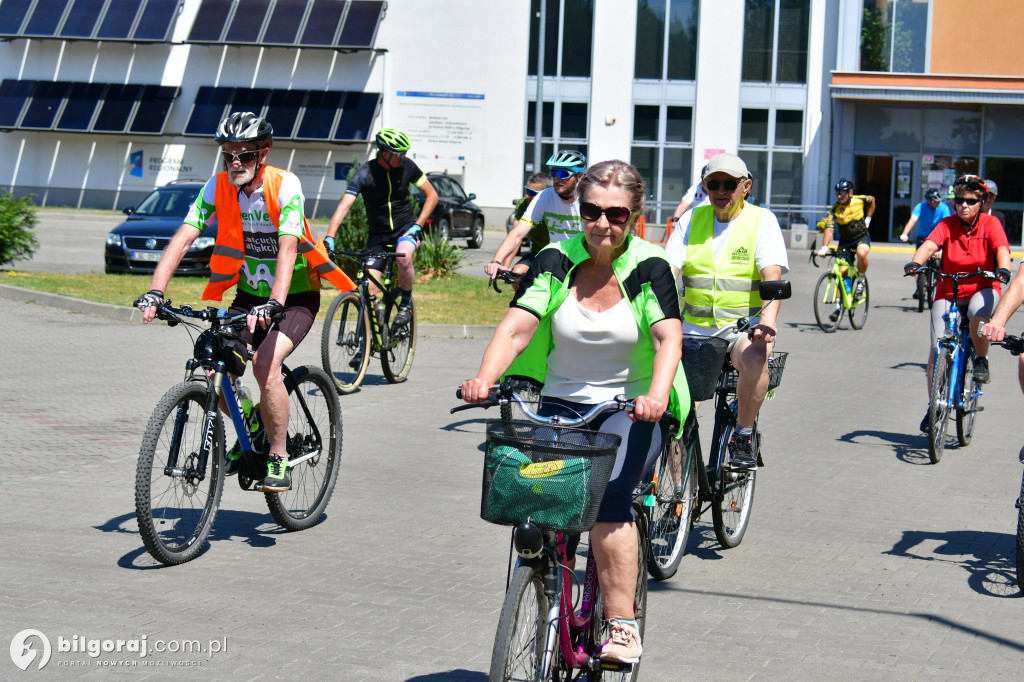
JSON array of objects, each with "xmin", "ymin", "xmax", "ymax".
[{"xmin": 345, "ymin": 156, "xmax": 426, "ymax": 241}]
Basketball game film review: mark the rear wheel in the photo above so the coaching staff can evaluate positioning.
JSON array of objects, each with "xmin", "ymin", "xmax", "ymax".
[
  {"xmin": 1015, "ymin": 473, "xmax": 1024, "ymax": 593},
  {"xmin": 928, "ymin": 349, "xmax": 952, "ymax": 464},
  {"xmin": 321, "ymin": 291, "xmax": 370, "ymax": 394},
  {"xmin": 647, "ymin": 439, "xmax": 694, "ymax": 581},
  {"xmin": 489, "ymin": 565, "xmax": 550, "ymax": 682},
  {"xmin": 957, "ymin": 354, "xmax": 980, "ymax": 446},
  {"xmin": 848, "ymin": 275, "xmax": 870, "ymax": 329},
  {"xmin": 468, "ymin": 216, "xmax": 485, "ymax": 249},
  {"xmin": 712, "ymin": 421, "xmax": 756, "ymax": 549},
  {"xmin": 265, "ymin": 366, "xmax": 343, "ymax": 530},
  {"xmin": 381, "ymin": 294, "xmax": 417, "ymax": 383},
  {"xmin": 813, "ymin": 272, "xmax": 842, "ymax": 333}
]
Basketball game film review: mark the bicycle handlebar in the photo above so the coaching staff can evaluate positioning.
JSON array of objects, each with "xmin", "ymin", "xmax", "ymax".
[
  {"xmin": 994, "ymin": 334, "xmax": 1024, "ymax": 356},
  {"xmin": 451, "ymin": 381, "xmax": 639, "ymax": 426},
  {"xmin": 329, "ymin": 248, "xmax": 406, "ymax": 262},
  {"xmin": 489, "ymin": 269, "xmax": 523, "ymax": 294},
  {"xmin": 903, "ymin": 266, "xmax": 999, "ymax": 282},
  {"xmin": 155, "ymin": 302, "xmax": 284, "ymax": 328}
]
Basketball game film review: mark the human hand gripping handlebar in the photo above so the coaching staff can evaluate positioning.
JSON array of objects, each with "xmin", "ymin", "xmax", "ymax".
[{"xmin": 452, "ymin": 380, "xmax": 648, "ymax": 425}]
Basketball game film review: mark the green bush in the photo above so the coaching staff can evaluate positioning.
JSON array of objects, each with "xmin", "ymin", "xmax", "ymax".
[
  {"xmin": 0, "ymin": 192, "xmax": 40, "ymax": 267},
  {"xmin": 414, "ymin": 231, "xmax": 464, "ymax": 280}
]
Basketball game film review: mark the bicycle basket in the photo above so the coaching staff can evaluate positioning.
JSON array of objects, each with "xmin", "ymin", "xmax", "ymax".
[
  {"xmin": 480, "ymin": 420, "xmax": 620, "ymax": 534},
  {"xmin": 682, "ymin": 334, "xmax": 731, "ymax": 402},
  {"xmin": 724, "ymin": 351, "xmax": 789, "ymax": 392}
]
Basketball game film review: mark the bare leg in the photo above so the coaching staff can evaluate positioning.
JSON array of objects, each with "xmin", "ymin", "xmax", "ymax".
[
  {"xmin": 589, "ymin": 521, "xmax": 638, "ymax": 621},
  {"xmin": 732, "ymin": 334, "xmax": 771, "ymax": 430},
  {"xmin": 251, "ymin": 331, "xmax": 295, "ymax": 456}
]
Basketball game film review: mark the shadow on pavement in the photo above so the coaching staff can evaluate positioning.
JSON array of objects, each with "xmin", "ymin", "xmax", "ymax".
[
  {"xmin": 407, "ymin": 670, "xmax": 486, "ymax": 681},
  {"xmin": 838, "ymin": 429, "xmax": 934, "ymax": 465},
  {"xmin": 885, "ymin": 528, "xmax": 1023, "ymax": 599}
]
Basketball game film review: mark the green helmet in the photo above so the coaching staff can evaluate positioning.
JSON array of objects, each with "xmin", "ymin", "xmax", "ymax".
[{"xmin": 376, "ymin": 128, "xmax": 411, "ymax": 153}]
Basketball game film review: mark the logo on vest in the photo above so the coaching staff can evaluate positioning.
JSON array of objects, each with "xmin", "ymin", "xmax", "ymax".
[
  {"xmin": 731, "ymin": 246, "xmax": 751, "ymax": 264},
  {"xmin": 243, "ymin": 262, "xmax": 274, "ymax": 290},
  {"xmin": 241, "ymin": 210, "xmax": 271, "ymax": 223}
]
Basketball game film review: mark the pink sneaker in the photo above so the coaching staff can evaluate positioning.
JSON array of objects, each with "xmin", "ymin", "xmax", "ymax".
[{"xmin": 600, "ymin": 619, "xmax": 642, "ymax": 664}]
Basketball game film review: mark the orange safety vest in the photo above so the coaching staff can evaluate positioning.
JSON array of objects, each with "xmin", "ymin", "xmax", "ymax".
[{"xmin": 203, "ymin": 166, "xmax": 354, "ymax": 301}]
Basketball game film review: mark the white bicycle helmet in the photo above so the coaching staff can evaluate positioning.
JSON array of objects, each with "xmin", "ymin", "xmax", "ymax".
[{"xmin": 214, "ymin": 112, "xmax": 273, "ymax": 145}]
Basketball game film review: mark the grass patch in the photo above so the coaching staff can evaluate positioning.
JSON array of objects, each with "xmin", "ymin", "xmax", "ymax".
[{"xmin": 0, "ymin": 270, "xmax": 513, "ymax": 326}]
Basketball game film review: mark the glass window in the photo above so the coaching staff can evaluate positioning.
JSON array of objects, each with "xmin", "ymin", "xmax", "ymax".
[
  {"xmin": 93, "ymin": 83, "xmax": 140, "ymax": 131},
  {"xmin": 740, "ymin": 109, "xmax": 769, "ymax": 146},
  {"xmin": 264, "ymin": 0, "xmax": 305, "ymax": 44},
  {"xmin": 334, "ymin": 91, "xmax": 378, "ymax": 141},
  {"xmin": 188, "ymin": 0, "xmax": 231, "ymax": 41},
  {"xmin": 130, "ymin": 85, "xmax": 175, "ymax": 133},
  {"xmin": 561, "ymin": 0, "xmax": 594, "ymax": 76},
  {"xmin": 301, "ymin": 0, "xmax": 344, "ymax": 46},
  {"xmin": 770, "ymin": 151, "xmax": 802, "ymax": 203},
  {"xmin": 923, "ymin": 108, "xmax": 981, "ymax": 156},
  {"xmin": 667, "ymin": 0, "xmax": 699, "ymax": 80},
  {"xmin": 774, "ymin": 110, "xmax": 802, "ymax": 147},
  {"xmin": 61, "ymin": 0, "xmax": 105, "ymax": 37},
  {"xmin": 777, "ymin": 0, "xmax": 809, "ymax": 83},
  {"xmin": 742, "ymin": 150, "xmax": 768, "ymax": 189},
  {"xmin": 96, "ymin": 0, "xmax": 142, "ymax": 39},
  {"xmin": 265, "ymin": 89, "xmax": 305, "ymax": 138},
  {"xmin": 528, "ymin": 0, "xmax": 559, "ymax": 76},
  {"xmin": 634, "ymin": 0, "xmax": 665, "ymax": 79},
  {"xmin": 184, "ymin": 86, "xmax": 232, "ymax": 136},
  {"xmin": 523, "ymin": 141, "xmax": 555, "ymax": 176},
  {"xmin": 0, "ymin": 0, "xmax": 32, "ymax": 36},
  {"xmin": 742, "ymin": 0, "xmax": 774, "ymax": 82},
  {"xmin": 23, "ymin": 0, "xmax": 69, "ymax": 36},
  {"xmin": 631, "ymin": 147, "xmax": 660, "ymax": 202},
  {"xmin": 56, "ymin": 82, "xmax": 104, "ymax": 130},
  {"xmin": 133, "ymin": 0, "xmax": 177, "ymax": 41},
  {"xmin": 0, "ymin": 79, "xmax": 33, "ymax": 127},
  {"xmin": 666, "ymin": 105, "xmax": 692, "ymax": 143},
  {"xmin": 560, "ymin": 102, "xmax": 588, "ymax": 139},
  {"xmin": 662, "ymin": 147, "xmax": 692, "ymax": 202},
  {"xmin": 21, "ymin": 81, "xmax": 70, "ymax": 129},
  {"xmin": 296, "ymin": 90, "xmax": 342, "ymax": 139},
  {"xmin": 338, "ymin": 1, "xmax": 383, "ymax": 47},
  {"xmin": 984, "ymin": 106, "xmax": 1024, "ymax": 150},
  {"xmin": 860, "ymin": 0, "xmax": 928, "ymax": 73},
  {"xmin": 527, "ymin": 101, "xmax": 555, "ymax": 139},
  {"xmin": 231, "ymin": 87, "xmax": 270, "ymax": 115},
  {"xmin": 633, "ymin": 105, "xmax": 659, "ymax": 142},
  {"xmin": 225, "ymin": 0, "xmax": 269, "ymax": 43},
  {"xmin": 853, "ymin": 104, "xmax": 921, "ymax": 152},
  {"xmin": 430, "ymin": 175, "xmax": 453, "ymax": 197},
  {"xmin": 448, "ymin": 178, "xmax": 468, "ymax": 201}
]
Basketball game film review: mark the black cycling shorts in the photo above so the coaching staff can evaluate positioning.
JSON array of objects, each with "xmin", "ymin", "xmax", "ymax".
[{"xmin": 228, "ymin": 290, "xmax": 320, "ymax": 351}]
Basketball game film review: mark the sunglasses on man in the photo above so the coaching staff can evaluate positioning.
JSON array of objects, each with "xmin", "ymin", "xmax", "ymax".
[
  {"xmin": 221, "ymin": 150, "xmax": 260, "ymax": 165},
  {"xmin": 705, "ymin": 179, "xmax": 741, "ymax": 192},
  {"xmin": 579, "ymin": 201, "xmax": 634, "ymax": 225},
  {"xmin": 550, "ymin": 168, "xmax": 577, "ymax": 181},
  {"xmin": 524, "ymin": 185, "xmax": 540, "ymax": 198}
]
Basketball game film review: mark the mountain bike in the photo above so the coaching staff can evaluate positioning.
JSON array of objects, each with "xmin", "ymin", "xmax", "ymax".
[
  {"xmin": 811, "ymin": 247, "xmax": 869, "ymax": 332},
  {"xmin": 321, "ymin": 249, "xmax": 417, "ymax": 394},
  {"xmin": 660, "ymin": 280, "xmax": 791, "ymax": 557},
  {"xmin": 135, "ymin": 303, "xmax": 342, "ymax": 565},
  {"xmin": 908, "ymin": 266, "xmax": 997, "ymax": 463},
  {"xmin": 992, "ymin": 333, "xmax": 1024, "ymax": 593},
  {"xmin": 453, "ymin": 386, "xmax": 653, "ymax": 681}
]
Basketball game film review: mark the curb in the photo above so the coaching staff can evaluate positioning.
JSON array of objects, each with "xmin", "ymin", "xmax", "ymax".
[{"xmin": 0, "ymin": 283, "xmax": 497, "ymax": 338}]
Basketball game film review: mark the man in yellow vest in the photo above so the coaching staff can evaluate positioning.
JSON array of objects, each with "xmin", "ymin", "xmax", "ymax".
[
  {"xmin": 664, "ymin": 153, "xmax": 789, "ymax": 470},
  {"xmin": 135, "ymin": 112, "xmax": 353, "ymax": 493}
]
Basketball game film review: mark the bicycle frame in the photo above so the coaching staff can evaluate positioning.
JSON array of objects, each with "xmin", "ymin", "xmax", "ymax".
[
  {"xmin": 935, "ymin": 297, "xmax": 978, "ymax": 415},
  {"xmin": 333, "ymin": 252, "xmax": 404, "ymax": 357}
]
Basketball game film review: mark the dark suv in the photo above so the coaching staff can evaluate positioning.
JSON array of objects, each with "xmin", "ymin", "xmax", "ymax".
[
  {"xmin": 104, "ymin": 180, "xmax": 213, "ymax": 275},
  {"xmin": 416, "ymin": 172, "xmax": 485, "ymax": 248}
]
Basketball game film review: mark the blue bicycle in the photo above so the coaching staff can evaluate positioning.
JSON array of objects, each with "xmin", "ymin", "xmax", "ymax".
[{"xmin": 911, "ymin": 267, "xmax": 998, "ymax": 463}]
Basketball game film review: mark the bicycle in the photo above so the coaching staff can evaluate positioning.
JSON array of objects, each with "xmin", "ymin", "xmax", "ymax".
[
  {"xmin": 991, "ymin": 333, "xmax": 1024, "ymax": 593},
  {"xmin": 659, "ymin": 280, "xmax": 791, "ymax": 559},
  {"xmin": 811, "ymin": 247, "xmax": 869, "ymax": 332},
  {"xmin": 913, "ymin": 247, "xmax": 940, "ymax": 313},
  {"xmin": 321, "ymin": 249, "xmax": 417, "ymax": 394},
  {"xmin": 135, "ymin": 302, "xmax": 343, "ymax": 565},
  {"xmin": 453, "ymin": 385, "xmax": 653, "ymax": 681},
  {"xmin": 907, "ymin": 266, "xmax": 997, "ymax": 464}
]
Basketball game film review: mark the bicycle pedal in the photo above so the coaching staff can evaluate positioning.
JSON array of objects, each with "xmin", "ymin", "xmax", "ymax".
[{"xmin": 599, "ymin": 660, "xmax": 634, "ymax": 672}]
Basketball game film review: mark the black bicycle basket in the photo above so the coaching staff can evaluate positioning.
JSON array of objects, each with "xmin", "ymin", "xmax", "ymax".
[
  {"xmin": 480, "ymin": 420, "xmax": 620, "ymax": 534},
  {"xmin": 682, "ymin": 334, "xmax": 731, "ymax": 402}
]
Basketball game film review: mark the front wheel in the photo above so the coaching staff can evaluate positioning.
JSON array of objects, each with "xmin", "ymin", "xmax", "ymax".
[
  {"xmin": 381, "ymin": 295, "xmax": 417, "ymax": 383},
  {"xmin": 711, "ymin": 421, "xmax": 756, "ymax": 549},
  {"xmin": 813, "ymin": 272, "xmax": 842, "ymax": 333},
  {"xmin": 848, "ymin": 275, "xmax": 870, "ymax": 329},
  {"xmin": 265, "ymin": 366, "xmax": 343, "ymax": 531},
  {"xmin": 928, "ymin": 349, "xmax": 952, "ymax": 464},
  {"xmin": 321, "ymin": 291, "xmax": 370, "ymax": 394},
  {"xmin": 956, "ymin": 354, "xmax": 980, "ymax": 446},
  {"xmin": 647, "ymin": 439, "xmax": 695, "ymax": 581},
  {"xmin": 489, "ymin": 565, "xmax": 550, "ymax": 682},
  {"xmin": 135, "ymin": 381, "xmax": 225, "ymax": 565},
  {"xmin": 468, "ymin": 216, "xmax": 485, "ymax": 249},
  {"xmin": 916, "ymin": 273, "xmax": 927, "ymax": 313}
]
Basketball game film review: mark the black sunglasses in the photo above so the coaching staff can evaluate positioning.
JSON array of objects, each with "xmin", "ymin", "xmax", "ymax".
[
  {"xmin": 705, "ymin": 179, "xmax": 740, "ymax": 192},
  {"xmin": 954, "ymin": 197, "xmax": 981, "ymax": 206},
  {"xmin": 579, "ymin": 201, "xmax": 634, "ymax": 225},
  {"xmin": 221, "ymin": 150, "xmax": 260, "ymax": 165}
]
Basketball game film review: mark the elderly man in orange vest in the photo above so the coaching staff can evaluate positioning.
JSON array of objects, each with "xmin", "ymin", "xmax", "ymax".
[{"xmin": 136, "ymin": 112, "xmax": 353, "ymax": 492}]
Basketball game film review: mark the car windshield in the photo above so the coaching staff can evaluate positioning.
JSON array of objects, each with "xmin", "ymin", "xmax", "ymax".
[{"xmin": 134, "ymin": 187, "xmax": 200, "ymax": 217}]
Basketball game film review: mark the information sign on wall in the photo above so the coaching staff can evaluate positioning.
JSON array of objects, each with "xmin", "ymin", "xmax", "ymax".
[{"xmin": 392, "ymin": 91, "xmax": 484, "ymax": 166}]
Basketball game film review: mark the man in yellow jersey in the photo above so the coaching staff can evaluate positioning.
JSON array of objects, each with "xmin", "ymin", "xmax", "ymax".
[
  {"xmin": 818, "ymin": 178, "xmax": 875, "ymax": 294},
  {"xmin": 664, "ymin": 153, "xmax": 788, "ymax": 470}
]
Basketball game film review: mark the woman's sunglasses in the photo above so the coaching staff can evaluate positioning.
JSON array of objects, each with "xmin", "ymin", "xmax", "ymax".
[
  {"xmin": 953, "ymin": 197, "xmax": 981, "ymax": 206},
  {"xmin": 221, "ymin": 150, "xmax": 260, "ymax": 165},
  {"xmin": 705, "ymin": 179, "xmax": 740, "ymax": 192},
  {"xmin": 579, "ymin": 201, "xmax": 634, "ymax": 225}
]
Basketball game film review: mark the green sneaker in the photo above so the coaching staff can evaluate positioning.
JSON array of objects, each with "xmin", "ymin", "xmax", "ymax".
[
  {"xmin": 225, "ymin": 441, "xmax": 243, "ymax": 476},
  {"xmin": 260, "ymin": 455, "xmax": 291, "ymax": 492}
]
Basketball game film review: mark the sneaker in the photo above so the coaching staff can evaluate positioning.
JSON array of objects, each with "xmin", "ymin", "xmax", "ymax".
[
  {"xmin": 973, "ymin": 357, "xmax": 990, "ymax": 384},
  {"xmin": 348, "ymin": 352, "xmax": 364, "ymax": 370},
  {"xmin": 393, "ymin": 302, "xmax": 413, "ymax": 327},
  {"xmin": 727, "ymin": 431, "xmax": 757, "ymax": 471},
  {"xmin": 225, "ymin": 441, "xmax": 243, "ymax": 476},
  {"xmin": 600, "ymin": 619, "xmax": 642, "ymax": 664},
  {"xmin": 912, "ymin": 290, "xmax": 920, "ymax": 300},
  {"xmin": 920, "ymin": 412, "xmax": 930, "ymax": 433},
  {"xmin": 260, "ymin": 455, "xmax": 291, "ymax": 492},
  {"xmin": 854, "ymin": 278, "xmax": 866, "ymax": 295},
  {"xmin": 829, "ymin": 306, "xmax": 842, "ymax": 322}
]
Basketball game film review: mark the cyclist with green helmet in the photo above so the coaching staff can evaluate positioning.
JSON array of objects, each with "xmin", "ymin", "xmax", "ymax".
[
  {"xmin": 484, "ymin": 150, "xmax": 587, "ymax": 281},
  {"xmin": 325, "ymin": 127, "xmax": 438, "ymax": 326}
]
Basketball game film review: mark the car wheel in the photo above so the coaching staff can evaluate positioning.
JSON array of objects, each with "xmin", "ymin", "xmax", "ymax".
[
  {"xmin": 436, "ymin": 217, "xmax": 451, "ymax": 242},
  {"xmin": 467, "ymin": 216, "xmax": 484, "ymax": 249}
]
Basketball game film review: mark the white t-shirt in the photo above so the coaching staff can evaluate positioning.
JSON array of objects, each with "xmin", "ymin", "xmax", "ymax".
[
  {"xmin": 664, "ymin": 204, "xmax": 789, "ymax": 335},
  {"xmin": 679, "ymin": 180, "xmax": 709, "ymax": 210},
  {"xmin": 520, "ymin": 188, "xmax": 582, "ymax": 243}
]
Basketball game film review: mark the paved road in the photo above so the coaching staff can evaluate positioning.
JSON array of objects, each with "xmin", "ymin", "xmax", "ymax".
[{"xmin": 2, "ymin": 248, "xmax": 1024, "ymax": 680}]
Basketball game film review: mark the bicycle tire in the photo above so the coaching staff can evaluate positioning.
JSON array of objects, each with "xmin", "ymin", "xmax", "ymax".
[
  {"xmin": 321, "ymin": 291, "xmax": 370, "ymax": 394},
  {"xmin": 711, "ymin": 420, "xmax": 756, "ymax": 549},
  {"xmin": 813, "ymin": 272, "xmax": 842, "ymax": 333},
  {"xmin": 928, "ymin": 349, "xmax": 952, "ymax": 464},
  {"xmin": 647, "ymin": 438, "xmax": 695, "ymax": 581},
  {"xmin": 916, "ymin": 274, "xmax": 926, "ymax": 313},
  {"xmin": 135, "ymin": 381, "xmax": 225, "ymax": 565},
  {"xmin": 381, "ymin": 295, "xmax": 417, "ymax": 383},
  {"xmin": 1016, "ymin": 472, "xmax": 1024, "ymax": 593},
  {"xmin": 848, "ymin": 275, "xmax": 870, "ymax": 329},
  {"xmin": 956, "ymin": 354, "xmax": 979, "ymax": 447},
  {"xmin": 926, "ymin": 269, "xmax": 937, "ymax": 310},
  {"xmin": 265, "ymin": 366, "xmax": 343, "ymax": 531},
  {"xmin": 499, "ymin": 378, "xmax": 543, "ymax": 426},
  {"xmin": 489, "ymin": 564, "xmax": 551, "ymax": 682}
]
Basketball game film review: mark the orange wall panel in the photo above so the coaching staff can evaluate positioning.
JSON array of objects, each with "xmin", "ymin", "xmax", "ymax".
[{"xmin": 930, "ymin": 0, "xmax": 1024, "ymax": 76}]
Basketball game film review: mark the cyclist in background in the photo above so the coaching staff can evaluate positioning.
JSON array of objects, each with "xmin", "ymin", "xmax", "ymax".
[
  {"xmin": 494, "ymin": 172, "xmax": 553, "ymax": 283},
  {"xmin": 817, "ymin": 178, "xmax": 874, "ymax": 296},
  {"xmin": 483, "ymin": 150, "xmax": 586, "ymax": 281},
  {"xmin": 670, "ymin": 164, "xmax": 709, "ymax": 226},
  {"xmin": 983, "ymin": 179, "xmax": 1007, "ymax": 229},
  {"xmin": 904, "ymin": 174, "xmax": 1011, "ymax": 432},
  {"xmin": 324, "ymin": 128, "xmax": 438, "ymax": 327},
  {"xmin": 135, "ymin": 112, "xmax": 353, "ymax": 492},
  {"xmin": 899, "ymin": 188, "xmax": 951, "ymax": 299}
]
